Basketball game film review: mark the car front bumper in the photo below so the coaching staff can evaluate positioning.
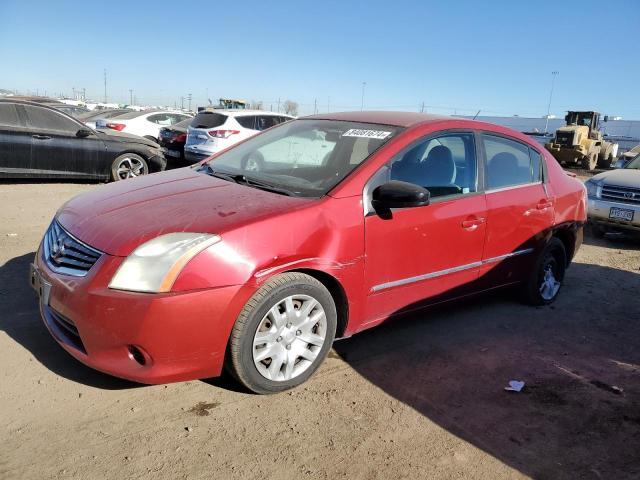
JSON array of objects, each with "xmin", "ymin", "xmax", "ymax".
[
  {"xmin": 30, "ymin": 245, "xmax": 244, "ymax": 384},
  {"xmin": 588, "ymin": 197, "xmax": 640, "ymax": 231}
]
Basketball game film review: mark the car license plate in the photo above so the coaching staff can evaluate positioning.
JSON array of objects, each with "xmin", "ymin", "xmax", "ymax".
[
  {"xmin": 609, "ymin": 207, "xmax": 634, "ymax": 222},
  {"xmin": 30, "ymin": 263, "xmax": 51, "ymax": 305}
]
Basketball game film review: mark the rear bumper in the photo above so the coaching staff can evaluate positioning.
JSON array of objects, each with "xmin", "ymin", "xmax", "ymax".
[
  {"xmin": 588, "ymin": 197, "xmax": 640, "ymax": 231},
  {"xmin": 31, "ymin": 247, "xmax": 244, "ymax": 384}
]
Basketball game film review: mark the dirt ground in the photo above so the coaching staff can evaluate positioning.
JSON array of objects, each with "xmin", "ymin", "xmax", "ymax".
[{"xmin": 1, "ymin": 179, "xmax": 639, "ymax": 480}]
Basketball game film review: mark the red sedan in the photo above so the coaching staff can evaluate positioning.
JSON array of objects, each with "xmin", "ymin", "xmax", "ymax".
[{"xmin": 30, "ymin": 112, "xmax": 586, "ymax": 393}]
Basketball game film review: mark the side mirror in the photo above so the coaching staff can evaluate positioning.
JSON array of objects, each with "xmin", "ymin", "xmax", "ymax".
[
  {"xmin": 603, "ymin": 115, "xmax": 609, "ymax": 122},
  {"xmin": 76, "ymin": 128, "xmax": 92, "ymax": 138},
  {"xmin": 372, "ymin": 181, "xmax": 430, "ymax": 210}
]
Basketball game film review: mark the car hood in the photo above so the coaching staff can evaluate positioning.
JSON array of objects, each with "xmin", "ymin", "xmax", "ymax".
[
  {"xmin": 96, "ymin": 129, "xmax": 158, "ymax": 148},
  {"xmin": 591, "ymin": 168, "xmax": 640, "ymax": 188},
  {"xmin": 56, "ymin": 168, "xmax": 312, "ymax": 256}
]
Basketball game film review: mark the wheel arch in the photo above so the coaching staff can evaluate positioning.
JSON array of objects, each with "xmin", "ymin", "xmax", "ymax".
[
  {"xmin": 289, "ymin": 268, "xmax": 349, "ymax": 339},
  {"xmin": 551, "ymin": 226, "xmax": 577, "ymax": 267}
]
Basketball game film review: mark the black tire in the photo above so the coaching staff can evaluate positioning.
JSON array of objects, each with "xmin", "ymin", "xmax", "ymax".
[
  {"xmin": 520, "ymin": 238, "xmax": 566, "ymax": 306},
  {"xmin": 228, "ymin": 272, "xmax": 337, "ymax": 394},
  {"xmin": 110, "ymin": 153, "xmax": 149, "ymax": 181},
  {"xmin": 581, "ymin": 153, "xmax": 597, "ymax": 171},
  {"xmin": 590, "ymin": 222, "xmax": 607, "ymax": 238}
]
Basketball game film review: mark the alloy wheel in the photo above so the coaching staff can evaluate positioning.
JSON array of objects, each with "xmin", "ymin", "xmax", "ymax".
[
  {"xmin": 116, "ymin": 157, "xmax": 147, "ymax": 179},
  {"xmin": 539, "ymin": 263, "xmax": 561, "ymax": 300}
]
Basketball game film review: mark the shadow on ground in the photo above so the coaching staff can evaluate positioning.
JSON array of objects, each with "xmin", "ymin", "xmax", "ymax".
[
  {"xmin": 334, "ymin": 260, "xmax": 640, "ymax": 480},
  {"xmin": 0, "ymin": 252, "xmax": 141, "ymax": 390}
]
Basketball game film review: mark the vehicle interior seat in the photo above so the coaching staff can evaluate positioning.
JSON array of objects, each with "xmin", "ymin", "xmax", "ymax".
[{"xmin": 487, "ymin": 152, "xmax": 525, "ymax": 189}]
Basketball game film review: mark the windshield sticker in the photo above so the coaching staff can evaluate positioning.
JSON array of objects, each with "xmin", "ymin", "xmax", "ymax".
[{"xmin": 342, "ymin": 129, "xmax": 391, "ymax": 140}]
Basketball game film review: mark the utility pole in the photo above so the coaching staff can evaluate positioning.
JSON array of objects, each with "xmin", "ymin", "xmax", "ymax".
[
  {"xmin": 544, "ymin": 71, "xmax": 559, "ymax": 134},
  {"xmin": 103, "ymin": 69, "xmax": 107, "ymax": 103},
  {"xmin": 420, "ymin": 101, "xmax": 425, "ymax": 113},
  {"xmin": 129, "ymin": 89, "xmax": 133, "ymax": 106},
  {"xmin": 314, "ymin": 98, "xmax": 317, "ymax": 115},
  {"xmin": 181, "ymin": 96, "xmax": 184, "ymax": 110},
  {"xmin": 187, "ymin": 93, "xmax": 192, "ymax": 112},
  {"xmin": 72, "ymin": 87, "xmax": 76, "ymax": 100},
  {"xmin": 277, "ymin": 98, "xmax": 281, "ymax": 113},
  {"xmin": 360, "ymin": 82, "xmax": 366, "ymax": 111},
  {"xmin": 327, "ymin": 97, "xmax": 330, "ymax": 113},
  {"xmin": 82, "ymin": 88, "xmax": 86, "ymax": 101}
]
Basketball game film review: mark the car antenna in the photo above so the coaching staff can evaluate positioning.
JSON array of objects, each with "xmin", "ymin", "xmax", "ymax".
[{"xmin": 473, "ymin": 110, "xmax": 481, "ymax": 120}]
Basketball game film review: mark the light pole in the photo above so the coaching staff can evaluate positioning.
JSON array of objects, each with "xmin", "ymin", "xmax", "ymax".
[
  {"xmin": 129, "ymin": 89, "xmax": 133, "ymax": 106},
  {"xmin": 361, "ymin": 82, "xmax": 366, "ymax": 111},
  {"xmin": 544, "ymin": 71, "xmax": 558, "ymax": 134}
]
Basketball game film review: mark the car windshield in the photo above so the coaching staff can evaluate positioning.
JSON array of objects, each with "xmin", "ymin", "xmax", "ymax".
[
  {"xmin": 198, "ymin": 119, "xmax": 401, "ymax": 197},
  {"xmin": 625, "ymin": 154, "xmax": 640, "ymax": 169}
]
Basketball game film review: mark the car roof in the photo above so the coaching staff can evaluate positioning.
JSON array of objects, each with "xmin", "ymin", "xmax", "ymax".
[
  {"xmin": 196, "ymin": 109, "xmax": 290, "ymax": 118},
  {"xmin": 304, "ymin": 111, "xmax": 452, "ymax": 128}
]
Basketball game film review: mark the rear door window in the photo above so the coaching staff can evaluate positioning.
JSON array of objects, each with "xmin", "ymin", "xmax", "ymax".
[
  {"xmin": 23, "ymin": 105, "xmax": 80, "ymax": 134},
  {"xmin": 190, "ymin": 112, "xmax": 227, "ymax": 129},
  {"xmin": 482, "ymin": 134, "xmax": 537, "ymax": 189},
  {"xmin": 256, "ymin": 115, "xmax": 279, "ymax": 131},
  {"xmin": 236, "ymin": 116, "xmax": 256, "ymax": 130},
  {"xmin": 0, "ymin": 103, "xmax": 22, "ymax": 127}
]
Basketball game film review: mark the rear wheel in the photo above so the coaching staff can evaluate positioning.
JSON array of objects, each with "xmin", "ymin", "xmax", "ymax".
[
  {"xmin": 228, "ymin": 273, "xmax": 337, "ymax": 394},
  {"xmin": 111, "ymin": 153, "xmax": 149, "ymax": 181},
  {"xmin": 581, "ymin": 152, "xmax": 597, "ymax": 171},
  {"xmin": 521, "ymin": 238, "xmax": 566, "ymax": 306}
]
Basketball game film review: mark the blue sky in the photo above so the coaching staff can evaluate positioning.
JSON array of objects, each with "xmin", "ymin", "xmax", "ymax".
[{"xmin": 1, "ymin": 0, "xmax": 638, "ymax": 118}]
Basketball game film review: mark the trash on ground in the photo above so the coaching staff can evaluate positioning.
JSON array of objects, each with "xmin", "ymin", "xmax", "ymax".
[{"xmin": 504, "ymin": 380, "xmax": 525, "ymax": 392}]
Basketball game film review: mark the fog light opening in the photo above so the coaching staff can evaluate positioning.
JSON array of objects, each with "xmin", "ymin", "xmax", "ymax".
[{"xmin": 128, "ymin": 345, "xmax": 147, "ymax": 366}]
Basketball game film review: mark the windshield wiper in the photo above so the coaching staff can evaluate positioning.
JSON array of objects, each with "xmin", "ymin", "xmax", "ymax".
[{"xmin": 198, "ymin": 165, "xmax": 294, "ymax": 196}]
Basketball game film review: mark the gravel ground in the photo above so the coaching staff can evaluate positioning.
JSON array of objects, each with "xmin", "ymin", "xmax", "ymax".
[{"xmin": 1, "ymin": 179, "xmax": 639, "ymax": 480}]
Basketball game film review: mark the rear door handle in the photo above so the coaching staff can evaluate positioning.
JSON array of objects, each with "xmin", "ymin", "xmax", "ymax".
[
  {"xmin": 461, "ymin": 216, "xmax": 486, "ymax": 229},
  {"xmin": 32, "ymin": 135, "xmax": 51, "ymax": 140},
  {"xmin": 536, "ymin": 200, "xmax": 553, "ymax": 210}
]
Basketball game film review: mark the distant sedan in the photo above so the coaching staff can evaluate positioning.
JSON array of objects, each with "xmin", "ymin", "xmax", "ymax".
[
  {"xmin": 96, "ymin": 110, "xmax": 192, "ymax": 143},
  {"xmin": 0, "ymin": 99, "xmax": 167, "ymax": 181},
  {"xmin": 158, "ymin": 118, "xmax": 191, "ymax": 164},
  {"xmin": 77, "ymin": 109, "xmax": 131, "ymax": 129}
]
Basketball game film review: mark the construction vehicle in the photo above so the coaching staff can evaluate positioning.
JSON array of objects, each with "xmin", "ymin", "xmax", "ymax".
[
  {"xmin": 545, "ymin": 111, "xmax": 617, "ymax": 170},
  {"xmin": 217, "ymin": 98, "xmax": 247, "ymax": 110}
]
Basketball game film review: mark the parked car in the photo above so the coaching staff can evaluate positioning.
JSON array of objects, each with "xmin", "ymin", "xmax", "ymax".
[
  {"xmin": 613, "ymin": 144, "xmax": 640, "ymax": 168},
  {"xmin": 96, "ymin": 110, "xmax": 192, "ymax": 142},
  {"xmin": 30, "ymin": 112, "xmax": 586, "ymax": 394},
  {"xmin": 78, "ymin": 109, "xmax": 130, "ymax": 129},
  {"xmin": 0, "ymin": 99, "xmax": 166, "ymax": 181},
  {"xmin": 184, "ymin": 110, "xmax": 293, "ymax": 163},
  {"xmin": 158, "ymin": 118, "xmax": 191, "ymax": 163},
  {"xmin": 586, "ymin": 154, "xmax": 640, "ymax": 236}
]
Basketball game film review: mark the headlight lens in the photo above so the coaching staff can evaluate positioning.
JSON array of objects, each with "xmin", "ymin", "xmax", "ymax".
[
  {"xmin": 109, "ymin": 233, "xmax": 220, "ymax": 293},
  {"xmin": 585, "ymin": 180, "xmax": 602, "ymax": 198}
]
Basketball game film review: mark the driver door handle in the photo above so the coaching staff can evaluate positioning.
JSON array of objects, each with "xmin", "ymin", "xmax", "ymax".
[
  {"xmin": 461, "ymin": 216, "xmax": 486, "ymax": 229},
  {"xmin": 32, "ymin": 134, "xmax": 51, "ymax": 140}
]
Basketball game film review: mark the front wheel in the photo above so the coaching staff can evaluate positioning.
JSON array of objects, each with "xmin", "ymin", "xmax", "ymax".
[
  {"xmin": 228, "ymin": 273, "xmax": 337, "ymax": 394},
  {"xmin": 521, "ymin": 238, "xmax": 566, "ymax": 306},
  {"xmin": 111, "ymin": 153, "xmax": 149, "ymax": 181},
  {"xmin": 581, "ymin": 152, "xmax": 597, "ymax": 171}
]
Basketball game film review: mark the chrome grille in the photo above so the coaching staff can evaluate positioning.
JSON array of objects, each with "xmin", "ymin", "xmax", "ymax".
[
  {"xmin": 43, "ymin": 221, "xmax": 102, "ymax": 276},
  {"xmin": 601, "ymin": 184, "xmax": 640, "ymax": 205}
]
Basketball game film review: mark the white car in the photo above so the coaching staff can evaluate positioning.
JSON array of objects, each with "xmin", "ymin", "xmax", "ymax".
[
  {"xmin": 96, "ymin": 110, "xmax": 192, "ymax": 142},
  {"xmin": 184, "ymin": 110, "xmax": 293, "ymax": 163}
]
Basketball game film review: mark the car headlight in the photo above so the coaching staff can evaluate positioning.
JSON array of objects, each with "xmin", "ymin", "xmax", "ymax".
[
  {"xmin": 109, "ymin": 233, "xmax": 221, "ymax": 293},
  {"xmin": 585, "ymin": 179, "xmax": 602, "ymax": 198}
]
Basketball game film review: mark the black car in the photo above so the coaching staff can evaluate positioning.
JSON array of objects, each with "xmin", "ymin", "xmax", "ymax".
[
  {"xmin": 0, "ymin": 99, "xmax": 166, "ymax": 181},
  {"xmin": 158, "ymin": 118, "xmax": 191, "ymax": 164}
]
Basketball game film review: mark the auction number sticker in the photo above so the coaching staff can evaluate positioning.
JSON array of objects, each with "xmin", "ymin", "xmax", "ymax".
[{"xmin": 342, "ymin": 129, "xmax": 391, "ymax": 139}]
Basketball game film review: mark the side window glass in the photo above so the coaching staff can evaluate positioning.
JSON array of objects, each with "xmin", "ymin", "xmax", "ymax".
[
  {"xmin": 256, "ymin": 116, "xmax": 278, "ymax": 131},
  {"xmin": 390, "ymin": 132, "xmax": 477, "ymax": 198},
  {"xmin": 529, "ymin": 148, "xmax": 543, "ymax": 182},
  {"xmin": 0, "ymin": 104, "xmax": 21, "ymax": 127},
  {"xmin": 236, "ymin": 116, "xmax": 256, "ymax": 130},
  {"xmin": 483, "ymin": 135, "xmax": 535, "ymax": 189},
  {"xmin": 24, "ymin": 106, "xmax": 79, "ymax": 134}
]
